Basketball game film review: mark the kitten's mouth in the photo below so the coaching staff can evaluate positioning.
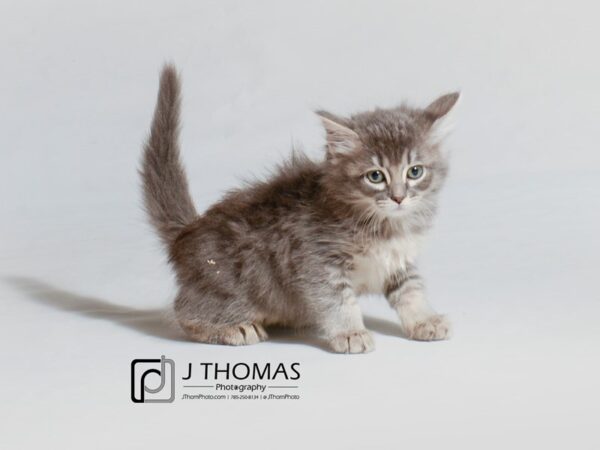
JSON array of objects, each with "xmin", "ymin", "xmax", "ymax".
[
  {"xmin": 389, "ymin": 206, "xmax": 406, "ymax": 216},
  {"xmin": 376, "ymin": 200, "xmax": 401, "ymax": 212},
  {"xmin": 377, "ymin": 203, "xmax": 406, "ymax": 217}
]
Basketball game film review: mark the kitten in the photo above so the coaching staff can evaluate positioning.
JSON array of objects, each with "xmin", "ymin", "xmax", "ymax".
[{"xmin": 141, "ymin": 65, "xmax": 459, "ymax": 353}]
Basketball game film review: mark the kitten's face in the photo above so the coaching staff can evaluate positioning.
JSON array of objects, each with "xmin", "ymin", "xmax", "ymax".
[
  {"xmin": 319, "ymin": 93, "xmax": 459, "ymax": 223},
  {"xmin": 351, "ymin": 147, "xmax": 444, "ymax": 219}
]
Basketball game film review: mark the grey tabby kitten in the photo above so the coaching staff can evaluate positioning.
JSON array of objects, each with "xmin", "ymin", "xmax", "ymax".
[{"xmin": 141, "ymin": 65, "xmax": 459, "ymax": 353}]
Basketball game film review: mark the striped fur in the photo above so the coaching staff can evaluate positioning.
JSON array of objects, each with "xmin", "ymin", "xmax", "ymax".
[{"xmin": 140, "ymin": 65, "xmax": 459, "ymax": 353}]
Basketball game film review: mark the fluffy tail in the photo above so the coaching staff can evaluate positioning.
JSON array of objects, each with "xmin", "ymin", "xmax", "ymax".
[{"xmin": 140, "ymin": 65, "xmax": 197, "ymax": 245}]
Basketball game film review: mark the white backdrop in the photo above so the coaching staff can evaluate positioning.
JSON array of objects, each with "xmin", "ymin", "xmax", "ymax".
[{"xmin": 1, "ymin": 1, "xmax": 599, "ymax": 449}]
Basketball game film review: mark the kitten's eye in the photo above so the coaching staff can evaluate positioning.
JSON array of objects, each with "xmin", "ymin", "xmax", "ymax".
[
  {"xmin": 366, "ymin": 170, "xmax": 385, "ymax": 184},
  {"xmin": 407, "ymin": 165, "xmax": 424, "ymax": 180}
]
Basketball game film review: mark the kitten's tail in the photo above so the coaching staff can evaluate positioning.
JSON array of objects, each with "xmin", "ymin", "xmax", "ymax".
[{"xmin": 140, "ymin": 64, "xmax": 197, "ymax": 245}]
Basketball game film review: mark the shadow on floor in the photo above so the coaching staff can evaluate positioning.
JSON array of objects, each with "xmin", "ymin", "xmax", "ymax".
[
  {"xmin": 3, "ymin": 275, "xmax": 331, "ymax": 351},
  {"xmin": 4, "ymin": 276, "xmax": 188, "ymax": 341},
  {"xmin": 363, "ymin": 315, "xmax": 404, "ymax": 339}
]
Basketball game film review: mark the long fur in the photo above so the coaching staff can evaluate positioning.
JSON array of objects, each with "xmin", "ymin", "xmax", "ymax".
[
  {"xmin": 140, "ymin": 65, "xmax": 197, "ymax": 246},
  {"xmin": 139, "ymin": 65, "xmax": 459, "ymax": 353}
]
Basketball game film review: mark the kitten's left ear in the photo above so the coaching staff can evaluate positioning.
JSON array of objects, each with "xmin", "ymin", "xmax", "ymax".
[
  {"xmin": 316, "ymin": 111, "xmax": 360, "ymax": 158},
  {"xmin": 425, "ymin": 92, "xmax": 460, "ymax": 120},
  {"xmin": 424, "ymin": 92, "xmax": 461, "ymax": 142}
]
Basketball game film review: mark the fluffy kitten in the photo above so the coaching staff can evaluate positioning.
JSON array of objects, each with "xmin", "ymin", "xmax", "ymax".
[{"xmin": 141, "ymin": 65, "xmax": 459, "ymax": 353}]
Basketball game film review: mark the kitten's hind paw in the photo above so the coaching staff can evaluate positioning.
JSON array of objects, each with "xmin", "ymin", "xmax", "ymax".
[
  {"xmin": 329, "ymin": 330, "xmax": 375, "ymax": 354},
  {"xmin": 181, "ymin": 321, "xmax": 268, "ymax": 346},
  {"xmin": 219, "ymin": 323, "xmax": 268, "ymax": 345},
  {"xmin": 404, "ymin": 314, "xmax": 451, "ymax": 341}
]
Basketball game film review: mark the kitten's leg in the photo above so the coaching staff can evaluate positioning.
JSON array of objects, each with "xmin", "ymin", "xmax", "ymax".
[
  {"xmin": 179, "ymin": 320, "xmax": 269, "ymax": 346},
  {"xmin": 385, "ymin": 265, "xmax": 451, "ymax": 341},
  {"xmin": 317, "ymin": 278, "xmax": 374, "ymax": 353},
  {"xmin": 174, "ymin": 290, "xmax": 268, "ymax": 346}
]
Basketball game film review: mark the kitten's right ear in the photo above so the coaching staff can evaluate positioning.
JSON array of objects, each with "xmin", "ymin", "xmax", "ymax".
[{"xmin": 316, "ymin": 111, "xmax": 360, "ymax": 157}]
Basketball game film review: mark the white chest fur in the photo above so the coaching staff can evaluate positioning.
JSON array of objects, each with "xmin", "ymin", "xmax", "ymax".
[{"xmin": 349, "ymin": 235, "xmax": 423, "ymax": 295}]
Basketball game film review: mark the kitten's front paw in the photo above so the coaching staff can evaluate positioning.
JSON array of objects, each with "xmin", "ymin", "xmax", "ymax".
[
  {"xmin": 403, "ymin": 315, "xmax": 451, "ymax": 341},
  {"xmin": 329, "ymin": 330, "xmax": 375, "ymax": 354}
]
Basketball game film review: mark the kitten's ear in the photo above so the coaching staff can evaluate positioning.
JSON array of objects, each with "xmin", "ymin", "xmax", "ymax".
[
  {"xmin": 425, "ymin": 92, "xmax": 460, "ymax": 120},
  {"xmin": 316, "ymin": 111, "xmax": 360, "ymax": 157},
  {"xmin": 424, "ymin": 92, "xmax": 460, "ymax": 143}
]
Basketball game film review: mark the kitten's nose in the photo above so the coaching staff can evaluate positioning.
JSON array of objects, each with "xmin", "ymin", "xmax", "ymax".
[{"xmin": 391, "ymin": 194, "xmax": 405, "ymax": 204}]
